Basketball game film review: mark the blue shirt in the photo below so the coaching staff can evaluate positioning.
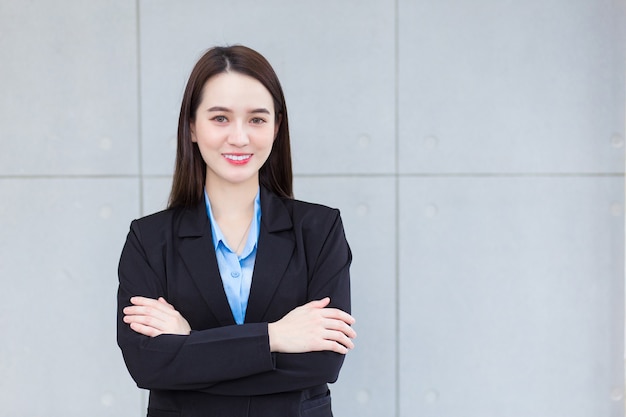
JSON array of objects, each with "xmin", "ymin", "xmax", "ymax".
[{"xmin": 204, "ymin": 189, "xmax": 261, "ymax": 325}]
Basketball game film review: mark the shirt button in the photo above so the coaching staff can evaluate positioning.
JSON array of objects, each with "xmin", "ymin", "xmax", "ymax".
[{"xmin": 231, "ymin": 271, "xmax": 240, "ymax": 278}]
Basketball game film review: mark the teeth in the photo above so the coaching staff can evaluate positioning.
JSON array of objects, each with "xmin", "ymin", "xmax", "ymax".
[{"xmin": 224, "ymin": 154, "xmax": 251, "ymax": 161}]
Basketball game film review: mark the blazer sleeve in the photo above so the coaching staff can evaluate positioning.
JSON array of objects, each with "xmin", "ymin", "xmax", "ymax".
[
  {"xmin": 117, "ymin": 219, "xmax": 276, "ymax": 391},
  {"xmin": 199, "ymin": 209, "xmax": 353, "ymax": 396}
]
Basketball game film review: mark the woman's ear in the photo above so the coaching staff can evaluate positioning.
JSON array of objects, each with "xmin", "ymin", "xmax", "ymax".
[{"xmin": 190, "ymin": 121, "xmax": 197, "ymax": 143}]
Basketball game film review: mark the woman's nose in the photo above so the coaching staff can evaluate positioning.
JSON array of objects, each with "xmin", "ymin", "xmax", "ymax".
[{"xmin": 228, "ymin": 123, "xmax": 249, "ymax": 146}]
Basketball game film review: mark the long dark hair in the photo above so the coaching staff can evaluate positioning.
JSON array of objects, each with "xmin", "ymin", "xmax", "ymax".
[{"xmin": 168, "ymin": 45, "xmax": 293, "ymax": 208}]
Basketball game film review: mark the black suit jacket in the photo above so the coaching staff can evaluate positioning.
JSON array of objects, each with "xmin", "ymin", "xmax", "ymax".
[{"xmin": 117, "ymin": 187, "xmax": 352, "ymax": 417}]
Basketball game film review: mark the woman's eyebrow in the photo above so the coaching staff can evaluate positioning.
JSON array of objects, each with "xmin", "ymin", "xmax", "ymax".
[
  {"xmin": 250, "ymin": 108, "xmax": 271, "ymax": 114},
  {"xmin": 206, "ymin": 106, "xmax": 270, "ymax": 114},
  {"xmin": 207, "ymin": 106, "xmax": 231, "ymax": 112}
]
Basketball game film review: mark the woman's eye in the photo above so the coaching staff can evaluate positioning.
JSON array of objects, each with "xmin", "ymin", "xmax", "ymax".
[
  {"xmin": 250, "ymin": 117, "xmax": 266, "ymax": 124},
  {"xmin": 212, "ymin": 115, "xmax": 227, "ymax": 123}
]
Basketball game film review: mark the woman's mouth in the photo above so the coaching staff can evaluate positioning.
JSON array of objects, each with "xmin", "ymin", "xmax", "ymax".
[{"xmin": 223, "ymin": 154, "xmax": 252, "ymax": 165}]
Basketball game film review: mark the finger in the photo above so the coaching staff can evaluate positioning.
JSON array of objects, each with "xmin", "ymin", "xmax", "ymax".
[
  {"xmin": 123, "ymin": 305, "xmax": 170, "ymax": 323},
  {"xmin": 130, "ymin": 297, "xmax": 177, "ymax": 316},
  {"xmin": 157, "ymin": 297, "xmax": 173, "ymax": 307},
  {"xmin": 129, "ymin": 321, "xmax": 162, "ymax": 338},
  {"xmin": 123, "ymin": 312, "xmax": 166, "ymax": 329},
  {"xmin": 324, "ymin": 329, "xmax": 355, "ymax": 350},
  {"xmin": 123, "ymin": 305, "xmax": 149, "ymax": 315},
  {"xmin": 320, "ymin": 339, "xmax": 350, "ymax": 355},
  {"xmin": 124, "ymin": 302, "xmax": 181, "ymax": 329},
  {"xmin": 320, "ymin": 308, "xmax": 355, "ymax": 325},
  {"xmin": 306, "ymin": 297, "xmax": 331, "ymax": 309},
  {"xmin": 130, "ymin": 296, "xmax": 173, "ymax": 311},
  {"xmin": 323, "ymin": 319, "xmax": 357, "ymax": 339},
  {"xmin": 130, "ymin": 296, "xmax": 159, "ymax": 306}
]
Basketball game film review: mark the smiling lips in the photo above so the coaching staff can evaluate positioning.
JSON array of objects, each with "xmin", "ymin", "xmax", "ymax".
[{"xmin": 223, "ymin": 154, "xmax": 252, "ymax": 165}]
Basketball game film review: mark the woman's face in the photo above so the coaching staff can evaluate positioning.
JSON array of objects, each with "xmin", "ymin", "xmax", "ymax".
[{"xmin": 191, "ymin": 71, "xmax": 277, "ymax": 189}]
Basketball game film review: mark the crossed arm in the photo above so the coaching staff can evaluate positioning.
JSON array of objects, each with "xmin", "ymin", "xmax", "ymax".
[{"xmin": 123, "ymin": 295, "xmax": 356, "ymax": 354}]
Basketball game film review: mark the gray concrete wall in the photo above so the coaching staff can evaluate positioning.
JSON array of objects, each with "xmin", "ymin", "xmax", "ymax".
[{"xmin": 0, "ymin": 1, "xmax": 623, "ymax": 416}]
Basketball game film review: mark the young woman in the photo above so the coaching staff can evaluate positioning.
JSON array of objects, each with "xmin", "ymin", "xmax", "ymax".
[{"xmin": 117, "ymin": 45, "xmax": 355, "ymax": 417}]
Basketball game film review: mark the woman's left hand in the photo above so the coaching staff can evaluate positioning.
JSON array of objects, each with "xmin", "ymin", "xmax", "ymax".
[{"xmin": 123, "ymin": 296, "xmax": 191, "ymax": 337}]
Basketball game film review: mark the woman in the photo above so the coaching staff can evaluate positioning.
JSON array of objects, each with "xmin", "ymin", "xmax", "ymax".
[{"xmin": 117, "ymin": 45, "xmax": 356, "ymax": 417}]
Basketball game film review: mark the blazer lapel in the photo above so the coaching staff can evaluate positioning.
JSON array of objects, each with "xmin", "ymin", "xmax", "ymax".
[
  {"xmin": 245, "ymin": 187, "xmax": 295, "ymax": 323},
  {"xmin": 177, "ymin": 202, "xmax": 236, "ymax": 326}
]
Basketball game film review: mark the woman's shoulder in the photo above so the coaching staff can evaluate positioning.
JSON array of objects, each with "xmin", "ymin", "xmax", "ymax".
[
  {"xmin": 126, "ymin": 204, "xmax": 200, "ymax": 239},
  {"xmin": 278, "ymin": 196, "xmax": 343, "ymax": 234},
  {"xmin": 285, "ymin": 197, "xmax": 338, "ymax": 214},
  {"xmin": 130, "ymin": 207, "xmax": 177, "ymax": 228},
  {"xmin": 275, "ymin": 193, "xmax": 339, "ymax": 217},
  {"xmin": 278, "ymin": 196, "xmax": 350, "ymax": 256}
]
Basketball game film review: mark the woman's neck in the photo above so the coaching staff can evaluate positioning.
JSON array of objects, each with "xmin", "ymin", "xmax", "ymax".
[{"xmin": 205, "ymin": 177, "xmax": 258, "ymax": 221}]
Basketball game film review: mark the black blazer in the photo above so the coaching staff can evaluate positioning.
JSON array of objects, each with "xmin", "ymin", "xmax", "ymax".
[{"xmin": 117, "ymin": 187, "xmax": 352, "ymax": 417}]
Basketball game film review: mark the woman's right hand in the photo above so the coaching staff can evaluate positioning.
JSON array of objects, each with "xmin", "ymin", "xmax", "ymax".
[
  {"xmin": 267, "ymin": 297, "xmax": 356, "ymax": 354},
  {"xmin": 123, "ymin": 296, "xmax": 191, "ymax": 337}
]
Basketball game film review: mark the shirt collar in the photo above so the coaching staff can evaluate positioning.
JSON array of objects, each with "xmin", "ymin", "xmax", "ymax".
[{"xmin": 204, "ymin": 188, "xmax": 262, "ymax": 259}]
